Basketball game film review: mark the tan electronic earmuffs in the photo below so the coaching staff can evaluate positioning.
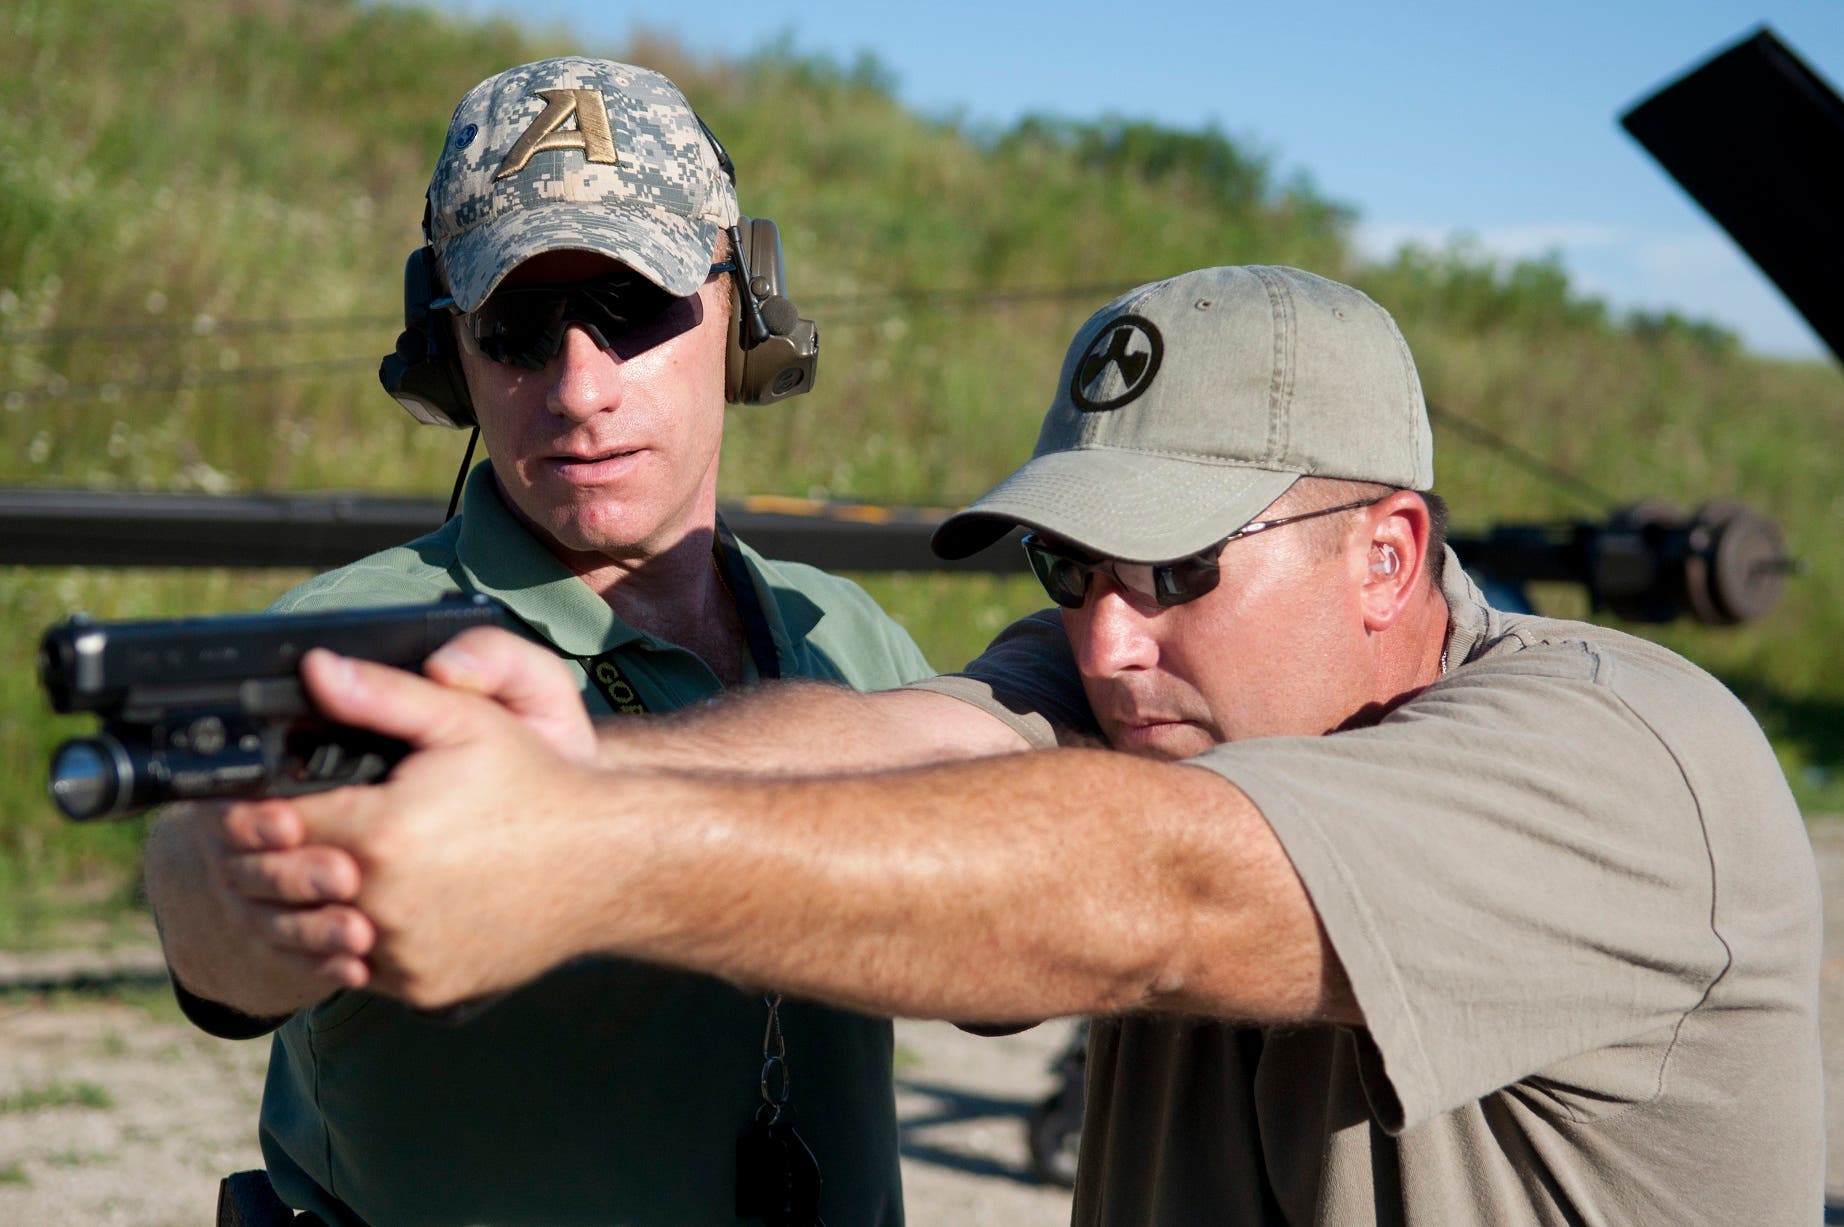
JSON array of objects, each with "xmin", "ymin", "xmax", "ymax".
[
  {"xmin": 724, "ymin": 216, "xmax": 818, "ymax": 405},
  {"xmin": 380, "ymin": 241, "xmax": 475, "ymax": 429}
]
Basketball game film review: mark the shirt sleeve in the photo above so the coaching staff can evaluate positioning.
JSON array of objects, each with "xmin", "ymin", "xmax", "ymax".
[
  {"xmin": 905, "ymin": 609, "xmax": 1102, "ymax": 748},
  {"xmin": 1187, "ymin": 642, "xmax": 1730, "ymax": 1132},
  {"xmin": 170, "ymin": 974, "xmax": 292, "ymax": 1040}
]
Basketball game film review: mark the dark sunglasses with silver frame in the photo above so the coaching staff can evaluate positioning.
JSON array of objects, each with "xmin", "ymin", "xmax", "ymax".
[
  {"xmin": 1023, "ymin": 496, "xmax": 1386, "ymax": 610},
  {"xmin": 440, "ymin": 261, "xmax": 738, "ymax": 370}
]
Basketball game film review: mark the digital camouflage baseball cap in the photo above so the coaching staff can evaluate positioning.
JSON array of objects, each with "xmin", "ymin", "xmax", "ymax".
[
  {"xmin": 932, "ymin": 265, "xmax": 1434, "ymax": 562},
  {"xmin": 427, "ymin": 56, "xmax": 739, "ymax": 312}
]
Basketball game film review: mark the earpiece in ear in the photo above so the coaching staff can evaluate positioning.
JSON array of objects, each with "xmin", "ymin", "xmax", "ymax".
[{"xmin": 1370, "ymin": 544, "xmax": 1400, "ymax": 578}]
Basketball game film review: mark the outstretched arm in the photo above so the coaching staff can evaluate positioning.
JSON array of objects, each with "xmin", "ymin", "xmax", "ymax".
[
  {"xmin": 422, "ymin": 626, "xmax": 1033, "ymax": 775},
  {"xmin": 245, "ymin": 650, "xmax": 1351, "ymax": 1026},
  {"xmin": 600, "ymin": 682, "xmax": 1030, "ymax": 774},
  {"xmin": 169, "ymin": 628, "xmax": 1025, "ymax": 1007}
]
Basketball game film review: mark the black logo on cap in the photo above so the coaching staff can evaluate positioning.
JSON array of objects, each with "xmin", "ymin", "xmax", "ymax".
[{"xmin": 1071, "ymin": 315, "xmax": 1162, "ymax": 411}]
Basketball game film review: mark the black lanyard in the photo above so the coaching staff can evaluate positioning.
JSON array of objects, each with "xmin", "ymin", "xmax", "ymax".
[{"xmin": 580, "ymin": 514, "xmax": 781, "ymax": 715}]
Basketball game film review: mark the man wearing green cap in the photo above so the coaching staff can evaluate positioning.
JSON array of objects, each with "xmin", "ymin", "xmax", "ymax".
[
  {"xmin": 230, "ymin": 265, "xmax": 1821, "ymax": 1223},
  {"xmin": 143, "ymin": 56, "xmax": 927, "ymax": 1226}
]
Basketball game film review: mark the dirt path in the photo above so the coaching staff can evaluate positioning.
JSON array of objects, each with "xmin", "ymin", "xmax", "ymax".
[
  {"xmin": 0, "ymin": 946, "xmax": 1076, "ymax": 1226},
  {"xmin": 4, "ymin": 819, "xmax": 1842, "ymax": 1224}
]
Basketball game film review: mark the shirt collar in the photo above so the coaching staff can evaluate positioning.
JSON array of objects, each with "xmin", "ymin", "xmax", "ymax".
[
  {"xmin": 1437, "ymin": 543, "xmax": 1492, "ymax": 669},
  {"xmin": 450, "ymin": 462, "xmax": 804, "ymax": 670},
  {"xmin": 722, "ymin": 531, "xmax": 809, "ymax": 673},
  {"xmin": 451, "ymin": 463, "xmax": 643, "ymax": 658}
]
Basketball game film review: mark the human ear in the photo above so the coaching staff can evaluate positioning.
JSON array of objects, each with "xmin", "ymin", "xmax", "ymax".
[{"xmin": 1358, "ymin": 493, "xmax": 1429, "ymax": 632}]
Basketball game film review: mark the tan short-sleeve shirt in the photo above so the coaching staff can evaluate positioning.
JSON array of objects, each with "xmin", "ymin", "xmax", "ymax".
[{"xmin": 920, "ymin": 551, "xmax": 1822, "ymax": 1225}]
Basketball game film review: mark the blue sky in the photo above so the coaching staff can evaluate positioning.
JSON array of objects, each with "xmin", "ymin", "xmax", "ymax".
[{"xmin": 435, "ymin": 1, "xmax": 1843, "ymax": 358}]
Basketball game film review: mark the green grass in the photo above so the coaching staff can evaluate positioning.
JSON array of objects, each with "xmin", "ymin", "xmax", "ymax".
[
  {"xmin": 0, "ymin": 568, "xmax": 315, "ymax": 945},
  {"xmin": 0, "ymin": 1080, "xmax": 113, "ymax": 1114},
  {"xmin": 846, "ymin": 572, "xmax": 1051, "ymax": 677},
  {"xmin": 1, "ymin": 0, "xmax": 1841, "ymax": 936},
  {"xmin": 0, "ymin": 1162, "xmax": 26, "ymax": 1185},
  {"xmin": 0, "ymin": 982, "xmax": 183, "ymax": 1024}
]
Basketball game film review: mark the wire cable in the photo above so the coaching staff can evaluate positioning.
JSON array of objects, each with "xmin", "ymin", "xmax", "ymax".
[
  {"xmin": 0, "ymin": 357, "xmax": 375, "ymax": 407},
  {"xmin": 0, "ymin": 315, "xmax": 397, "ymax": 345},
  {"xmin": 0, "ymin": 292, "xmax": 1620, "ymax": 513},
  {"xmin": 1426, "ymin": 403, "xmax": 1615, "ymax": 511},
  {"xmin": 0, "ymin": 282, "xmax": 1129, "ymax": 348},
  {"xmin": 803, "ymin": 282, "xmax": 1133, "ymax": 310}
]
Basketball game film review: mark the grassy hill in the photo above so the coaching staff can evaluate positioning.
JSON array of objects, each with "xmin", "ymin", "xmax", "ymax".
[{"xmin": 2, "ymin": 0, "xmax": 1839, "ymax": 939}]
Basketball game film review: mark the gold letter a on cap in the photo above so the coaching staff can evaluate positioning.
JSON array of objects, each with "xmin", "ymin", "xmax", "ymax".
[{"xmin": 495, "ymin": 89, "xmax": 619, "ymax": 179}]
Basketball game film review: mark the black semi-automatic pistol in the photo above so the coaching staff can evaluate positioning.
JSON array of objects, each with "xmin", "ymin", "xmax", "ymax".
[{"xmin": 39, "ymin": 593, "xmax": 502, "ymax": 821}]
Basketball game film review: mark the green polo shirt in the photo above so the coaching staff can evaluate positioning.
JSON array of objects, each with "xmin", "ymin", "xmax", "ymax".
[{"xmin": 257, "ymin": 463, "xmax": 930, "ymax": 1227}]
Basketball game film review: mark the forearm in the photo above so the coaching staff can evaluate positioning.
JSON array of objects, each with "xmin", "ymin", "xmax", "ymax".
[
  {"xmin": 281, "ymin": 646, "xmax": 1346, "ymax": 1021},
  {"xmin": 571, "ymin": 750, "xmax": 1351, "ymax": 1025},
  {"xmin": 595, "ymin": 682, "xmax": 1028, "ymax": 776}
]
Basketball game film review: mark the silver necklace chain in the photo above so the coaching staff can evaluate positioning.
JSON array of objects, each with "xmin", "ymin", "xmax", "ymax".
[{"xmin": 758, "ymin": 992, "xmax": 790, "ymax": 1124}]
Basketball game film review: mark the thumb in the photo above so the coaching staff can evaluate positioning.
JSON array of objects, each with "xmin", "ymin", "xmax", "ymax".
[
  {"xmin": 423, "ymin": 627, "xmax": 597, "ymax": 761},
  {"xmin": 300, "ymin": 648, "xmax": 491, "ymax": 751}
]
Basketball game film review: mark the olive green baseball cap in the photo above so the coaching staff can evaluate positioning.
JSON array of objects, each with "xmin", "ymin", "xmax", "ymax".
[
  {"xmin": 426, "ymin": 56, "xmax": 739, "ymax": 312},
  {"xmin": 932, "ymin": 265, "xmax": 1434, "ymax": 562}
]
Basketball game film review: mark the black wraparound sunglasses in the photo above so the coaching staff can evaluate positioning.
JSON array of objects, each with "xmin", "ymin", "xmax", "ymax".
[
  {"xmin": 441, "ymin": 262, "xmax": 737, "ymax": 370},
  {"xmin": 1022, "ymin": 496, "xmax": 1385, "ymax": 609}
]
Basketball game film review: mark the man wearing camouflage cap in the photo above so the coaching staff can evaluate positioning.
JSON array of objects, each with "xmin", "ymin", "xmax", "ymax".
[
  {"xmin": 144, "ymin": 57, "xmax": 927, "ymax": 1225},
  {"xmin": 237, "ymin": 265, "xmax": 1821, "ymax": 1223}
]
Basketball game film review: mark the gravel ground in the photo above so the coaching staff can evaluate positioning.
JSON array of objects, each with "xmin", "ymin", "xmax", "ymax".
[
  {"xmin": 0, "ymin": 938, "xmax": 1077, "ymax": 1226},
  {"xmin": 3, "ymin": 819, "xmax": 1842, "ymax": 1224}
]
